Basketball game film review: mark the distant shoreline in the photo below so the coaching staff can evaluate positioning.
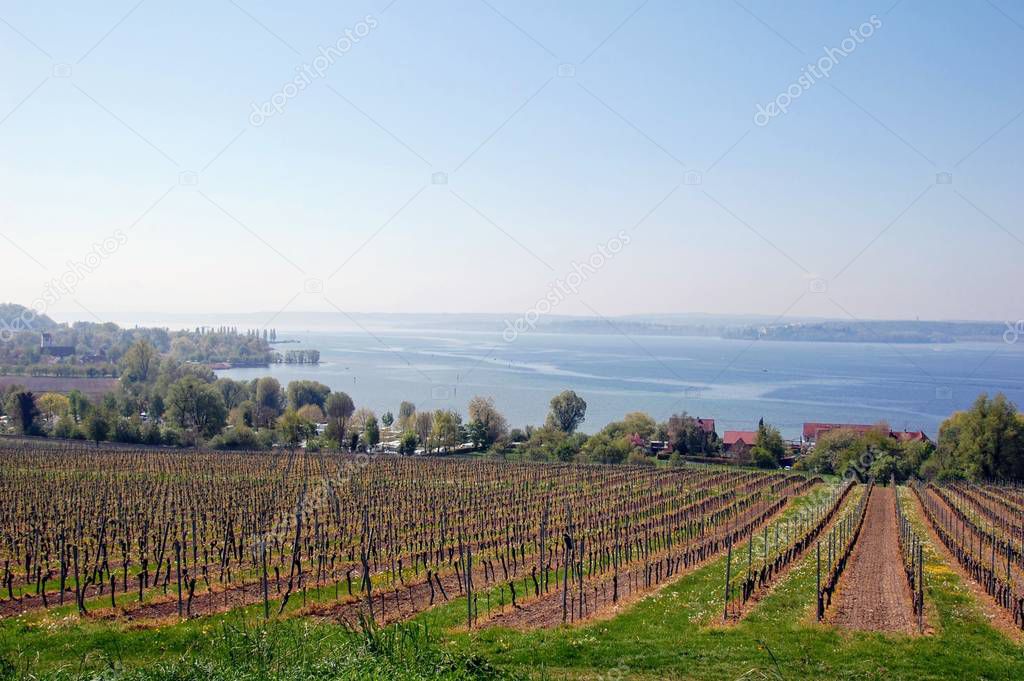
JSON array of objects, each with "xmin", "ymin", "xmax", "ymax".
[{"xmin": 105, "ymin": 312, "xmax": 1012, "ymax": 346}]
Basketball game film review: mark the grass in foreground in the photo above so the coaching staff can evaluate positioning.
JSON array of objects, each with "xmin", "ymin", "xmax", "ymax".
[{"xmin": 0, "ymin": 615, "xmax": 515, "ymax": 681}]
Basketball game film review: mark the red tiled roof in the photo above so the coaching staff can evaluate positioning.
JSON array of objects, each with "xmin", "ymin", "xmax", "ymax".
[
  {"xmin": 802, "ymin": 422, "xmax": 876, "ymax": 441},
  {"xmin": 696, "ymin": 418, "xmax": 716, "ymax": 434},
  {"xmin": 894, "ymin": 430, "xmax": 931, "ymax": 443},
  {"xmin": 803, "ymin": 422, "xmax": 932, "ymax": 444},
  {"xmin": 723, "ymin": 430, "xmax": 758, "ymax": 446}
]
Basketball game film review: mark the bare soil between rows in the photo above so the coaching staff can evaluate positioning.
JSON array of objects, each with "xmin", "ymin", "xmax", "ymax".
[{"xmin": 826, "ymin": 487, "xmax": 916, "ymax": 634}]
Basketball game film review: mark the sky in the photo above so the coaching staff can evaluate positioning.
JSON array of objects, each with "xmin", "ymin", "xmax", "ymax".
[{"xmin": 1, "ymin": 0, "xmax": 1022, "ymax": 327}]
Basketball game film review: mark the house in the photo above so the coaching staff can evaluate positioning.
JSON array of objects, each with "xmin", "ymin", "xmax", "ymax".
[
  {"xmin": 696, "ymin": 418, "xmax": 716, "ymax": 436},
  {"xmin": 648, "ymin": 440, "xmax": 669, "ymax": 456},
  {"xmin": 893, "ymin": 430, "xmax": 932, "ymax": 445},
  {"xmin": 723, "ymin": 430, "xmax": 758, "ymax": 455},
  {"xmin": 39, "ymin": 333, "xmax": 75, "ymax": 358},
  {"xmin": 78, "ymin": 353, "xmax": 107, "ymax": 364},
  {"xmin": 803, "ymin": 421, "xmax": 933, "ymax": 446},
  {"xmin": 802, "ymin": 422, "xmax": 877, "ymax": 444}
]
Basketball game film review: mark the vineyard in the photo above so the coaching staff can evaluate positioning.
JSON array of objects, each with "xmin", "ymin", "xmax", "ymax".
[
  {"xmin": 913, "ymin": 480, "xmax": 1024, "ymax": 629},
  {"xmin": 2, "ymin": 440, "xmax": 1023, "ymax": 680},
  {"xmin": 0, "ymin": 440, "xmax": 816, "ymax": 631}
]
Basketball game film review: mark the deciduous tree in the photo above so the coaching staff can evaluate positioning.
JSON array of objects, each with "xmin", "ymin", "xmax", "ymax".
[
  {"xmin": 467, "ymin": 395, "xmax": 508, "ymax": 446},
  {"xmin": 166, "ymin": 377, "xmax": 228, "ymax": 441},
  {"xmin": 546, "ymin": 390, "xmax": 587, "ymax": 434}
]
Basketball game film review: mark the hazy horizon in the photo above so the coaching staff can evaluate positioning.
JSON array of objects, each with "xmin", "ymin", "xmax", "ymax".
[{"xmin": 22, "ymin": 307, "xmax": 1013, "ymax": 335}]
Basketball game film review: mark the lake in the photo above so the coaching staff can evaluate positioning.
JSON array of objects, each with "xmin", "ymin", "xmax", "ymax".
[{"xmin": 216, "ymin": 329, "xmax": 1024, "ymax": 439}]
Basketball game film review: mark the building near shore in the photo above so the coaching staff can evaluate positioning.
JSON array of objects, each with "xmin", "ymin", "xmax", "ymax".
[
  {"xmin": 722, "ymin": 430, "xmax": 758, "ymax": 456},
  {"xmin": 803, "ymin": 422, "xmax": 932, "ymax": 446}
]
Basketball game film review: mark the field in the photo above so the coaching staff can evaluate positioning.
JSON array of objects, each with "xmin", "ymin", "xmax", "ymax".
[
  {"xmin": 0, "ymin": 376, "xmax": 119, "ymax": 399},
  {"xmin": 0, "ymin": 442, "xmax": 1022, "ymax": 680}
]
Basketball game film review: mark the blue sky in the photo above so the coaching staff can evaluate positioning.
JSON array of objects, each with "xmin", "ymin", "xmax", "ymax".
[{"xmin": 1, "ymin": 0, "xmax": 1022, "ymax": 324}]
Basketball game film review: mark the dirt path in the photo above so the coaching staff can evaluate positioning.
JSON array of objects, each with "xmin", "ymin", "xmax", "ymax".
[{"xmin": 827, "ymin": 487, "xmax": 916, "ymax": 633}]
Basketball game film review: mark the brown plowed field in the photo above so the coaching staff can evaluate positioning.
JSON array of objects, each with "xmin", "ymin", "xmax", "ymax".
[{"xmin": 827, "ymin": 487, "xmax": 915, "ymax": 633}]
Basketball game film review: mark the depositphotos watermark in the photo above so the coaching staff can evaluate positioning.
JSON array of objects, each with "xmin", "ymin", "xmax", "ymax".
[
  {"xmin": 502, "ymin": 231, "xmax": 631, "ymax": 343},
  {"xmin": 1004, "ymin": 321, "xmax": 1023, "ymax": 344},
  {"xmin": 754, "ymin": 15, "xmax": 881, "ymax": 127},
  {"xmin": 592, "ymin": 660, "xmax": 630, "ymax": 681},
  {"xmin": 249, "ymin": 16, "xmax": 379, "ymax": 127},
  {"xmin": 0, "ymin": 230, "xmax": 128, "ymax": 342},
  {"xmin": 843, "ymin": 446, "xmax": 879, "ymax": 483}
]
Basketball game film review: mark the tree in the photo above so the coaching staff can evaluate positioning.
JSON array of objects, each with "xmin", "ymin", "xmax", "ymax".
[
  {"xmin": 296, "ymin": 404, "xmax": 325, "ymax": 423},
  {"xmin": 397, "ymin": 401, "xmax": 416, "ymax": 429},
  {"xmin": 210, "ymin": 426, "xmax": 260, "ymax": 451},
  {"xmin": 53, "ymin": 414, "xmax": 79, "ymax": 439},
  {"xmin": 286, "ymin": 380, "xmax": 331, "ymax": 410},
  {"xmin": 323, "ymin": 391, "xmax": 355, "ymax": 449},
  {"xmin": 398, "ymin": 431, "xmax": 418, "ymax": 455},
  {"xmin": 809, "ymin": 427, "xmax": 864, "ymax": 475},
  {"xmin": 666, "ymin": 412, "xmax": 717, "ymax": 454},
  {"xmin": 580, "ymin": 431, "xmax": 630, "ymax": 464},
  {"xmin": 254, "ymin": 377, "xmax": 284, "ymax": 428},
  {"xmin": 431, "ymin": 410, "xmax": 462, "ymax": 452},
  {"xmin": 546, "ymin": 390, "xmax": 587, "ymax": 434},
  {"xmin": 119, "ymin": 340, "xmax": 159, "ymax": 388},
  {"xmin": 112, "ymin": 417, "xmax": 142, "ymax": 444},
  {"xmin": 753, "ymin": 448, "xmax": 779, "ymax": 469},
  {"xmin": 869, "ymin": 452, "xmax": 901, "ymax": 482},
  {"xmin": 520, "ymin": 426, "xmax": 586, "ymax": 463},
  {"xmin": 467, "ymin": 396, "xmax": 509, "ymax": 446},
  {"xmin": 751, "ymin": 421, "xmax": 787, "ymax": 467},
  {"xmin": 627, "ymin": 449, "xmax": 654, "ymax": 467},
  {"xmin": 666, "ymin": 413, "xmax": 699, "ymax": 454},
  {"xmin": 149, "ymin": 393, "xmax": 165, "ymax": 419},
  {"xmin": 85, "ymin": 412, "xmax": 110, "ymax": 445},
  {"xmin": 900, "ymin": 439, "xmax": 934, "ymax": 477},
  {"xmin": 4, "ymin": 391, "xmax": 39, "ymax": 435},
  {"xmin": 604, "ymin": 412, "xmax": 657, "ymax": 441},
  {"xmin": 325, "ymin": 392, "xmax": 355, "ymax": 421},
  {"xmin": 277, "ymin": 408, "xmax": 316, "ymax": 447},
  {"xmin": 364, "ymin": 416, "xmax": 380, "ymax": 449},
  {"xmin": 351, "ymin": 408, "xmax": 376, "ymax": 434},
  {"xmin": 929, "ymin": 393, "xmax": 1024, "ymax": 480},
  {"xmin": 229, "ymin": 400, "xmax": 256, "ymax": 429},
  {"xmin": 324, "ymin": 418, "xmax": 346, "ymax": 447},
  {"xmin": 414, "ymin": 412, "xmax": 433, "ymax": 452},
  {"xmin": 36, "ymin": 392, "xmax": 70, "ymax": 422},
  {"xmin": 166, "ymin": 376, "xmax": 228, "ymax": 441},
  {"xmin": 67, "ymin": 389, "xmax": 90, "ymax": 422},
  {"xmin": 466, "ymin": 420, "xmax": 488, "ymax": 448},
  {"xmin": 214, "ymin": 378, "xmax": 250, "ymax": 410},
  {"xmin": 381, "ymin": 411, "xmax": 394, "ymax": 428}
]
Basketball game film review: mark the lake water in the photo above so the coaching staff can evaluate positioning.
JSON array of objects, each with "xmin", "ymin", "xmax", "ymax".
[{"xmin": 216, "ymin": 330, "xmax": 1024, "ymax": 439}]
